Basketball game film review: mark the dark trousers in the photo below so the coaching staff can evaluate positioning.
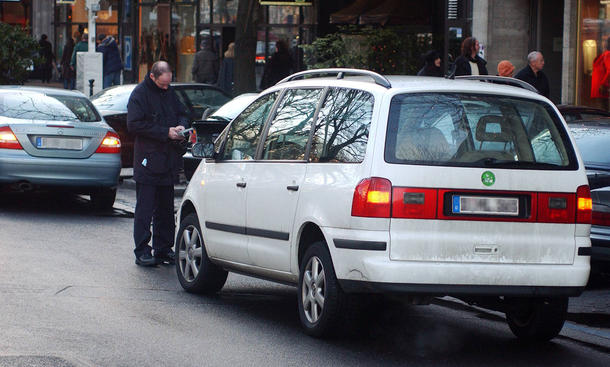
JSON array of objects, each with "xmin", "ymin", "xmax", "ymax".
[{"xmin": 134, "ymin": 183, "xmax": 175, "ymax": 257}]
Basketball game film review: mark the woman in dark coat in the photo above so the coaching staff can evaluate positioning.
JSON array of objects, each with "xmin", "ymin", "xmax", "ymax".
[
  {"xmin": 60, "ymin": 36, "xmax": 75, "ymax": 89},
  {"xmin": 454, "ymin": 37, "xmax": 488, "ymax": 76},
  {"xmin": 260, "ymin": 40, "xmax": 293, "ymax": 90},
  {"xmin": 218, "ymin": 42, "xmax": 235, "ymax": 96},
  {"xmin": 417, "ymin": 50, "xmax": 443, "ymax": 77}
]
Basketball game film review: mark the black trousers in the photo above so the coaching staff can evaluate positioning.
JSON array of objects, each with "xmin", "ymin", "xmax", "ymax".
[{"xmin": 134, "ymin": 183, "xmax": 175, "ymax": 257}]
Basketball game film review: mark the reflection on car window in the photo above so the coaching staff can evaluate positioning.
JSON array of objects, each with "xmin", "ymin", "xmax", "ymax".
[
  {"xmin": 220, "ymin": 92, "xmax": 278, "ymax": 161},
  {"xmin": 385, "ymin": 93, "xmax": 574, "ymax": 169},
  {"xmin": 262, "ymin": 88, "xmax": 322, "ymax": 160},
  {"xmin": 0, "ymin": 92, "xmax": 100, "ymax": 122},
  {"xmin": 310, "ymin": 88, "xmax": 374, "ymax": 163},
  {"xmin": 90, "ymin": 86, "xmax": 134, "ymax": 112},
  {"xmin": 177, "ymin": 87, "xmax": 230, "ymax": 119},
  {"xmin": 570, "ymin": 127, "xmax": 610, "ymax": 165}
]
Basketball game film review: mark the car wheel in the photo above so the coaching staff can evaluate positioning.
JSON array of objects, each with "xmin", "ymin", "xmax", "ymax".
[
  {"xmin": 176, "ymin": 213, "xmax": 227, "ymax": 294},
  {"xmin": 90, "ymin": 188, "xmax": 116, "ymax": 211},
  {"xmin": 505, "ymin": 297, "xmax": 568, "ymax": 342},
  {"xmin": 298, "ymin": 241, "xmax": 346, "ymax": 338}
]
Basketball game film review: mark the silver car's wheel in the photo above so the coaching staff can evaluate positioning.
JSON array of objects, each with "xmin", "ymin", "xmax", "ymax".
[
  {"xmin": 301, "ymin": 256, "xmax": 326, "ymax": 324},
  {"xmin": 178, "ymin": 225, "xmax": 202, "ymax": 283}
]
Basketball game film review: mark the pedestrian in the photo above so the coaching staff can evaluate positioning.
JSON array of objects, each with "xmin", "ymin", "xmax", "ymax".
[
  {"xmin": 591, "ymin": 37, "xmax": 610, "ymax": 106},
  {"xmin": 127, "ymin": 61, "xmax": 190, "ymax": 267},
  {"xmin": 70, "ymin": 33, "xmax": 89, "ymax": 79},
  {"xmin": 38, "ymin": 34, "xmax": 55, "ymax": 83},
  {"xmin": 514, "ymin": 51, "xmax": 550, "ymax": 98},
  {"xmin": 453, "ymin": 37, "xmax": 488, "ymax": 76},
  {"xmin": 497, "ymin": 60, "xmax": 515, "ymax": 77},
  {"xmin": 191, "ymin": 37, "xmax": 219, "ymax": 84},
  {"xmin": 260, "ymin": 39, "xmax": 293, "ymax": 90},
  {"xmin": 417, "ymin": 50, "xmax": 443, "ymax": 77},
  {"xmin": 96, "ymin": 34, "xmax": 123, "ymax": 89},
  {"xmin": 218, "ymin": 42, "xmax": 235, "ymax": 95},
  {"xmin": 60, "ymin": 36, "xmax": 75, "ymax": 89}
]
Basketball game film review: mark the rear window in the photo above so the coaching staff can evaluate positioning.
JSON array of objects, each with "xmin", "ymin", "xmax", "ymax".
[
  {"xmin": 570, "ymin": 126, "xmax": 610, "ymax": 166},
  {"xmin": 385, "ymin": 93, "xmax": 577, "ymax": 170},
  {"xmin": 0, "ymin": 92, "xmax": 100, "ymax": 122},
  {"xmin": 90, "ymin": 85, "xmax": 134, "ymax": 112}
]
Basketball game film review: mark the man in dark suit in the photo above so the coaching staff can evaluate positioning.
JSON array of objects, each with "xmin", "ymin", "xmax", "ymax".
[
  {"xmin": 515, "ymin": 51, "xmax": 550, "ymax": 98},
  {"xmin": 127, "ymin": 61, "xmax": 190, "ymax": 266}
]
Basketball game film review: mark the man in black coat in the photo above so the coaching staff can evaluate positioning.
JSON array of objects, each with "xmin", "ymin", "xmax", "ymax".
[
  {"xmin": 127, "ymin": 61, "xmax": 190, "ymax": 266},
  {"xmin": 514, "ymin": 51, "xmax": 550, "ymax": 98}
]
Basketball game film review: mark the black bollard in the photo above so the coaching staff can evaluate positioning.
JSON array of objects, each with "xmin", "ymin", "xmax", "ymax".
[{"xmin": 88, "ymin": 79, "xmax": 95, "ymax": 97}]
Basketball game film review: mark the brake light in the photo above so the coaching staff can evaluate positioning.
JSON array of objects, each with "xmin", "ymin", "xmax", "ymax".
[
  {"xmin": 351, "ymin": 177, "xmax": 392, "ymax": 218},
  {"xmin": 592, "ymin": 210, "xmax": 610, "ymax": 226},
  {"xmin": 537, "ymin": 192, "xmax": 575, "ymax": 223},
  {"xmin": 95, "ymin": 131, "xmax": 121, "ymax": 154},
  {"xmin": 189, "ymin": 129, "xmax": 197, "ymax": 144},
  {"xmin": 0, "ymin": 126, "xmax": 23, "ymax": 150},
  {"xmin": 576, "ymin": 185, "xmax": 592, "ymax": 224},
  {"xmin": 392, "ymin": 187, "xmax": 438, "ymax": 219}
]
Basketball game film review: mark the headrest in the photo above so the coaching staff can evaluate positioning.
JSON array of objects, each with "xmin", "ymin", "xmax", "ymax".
[{"xmin": 475, "ymin": 115, "xmax": 513, "ymax": 142}]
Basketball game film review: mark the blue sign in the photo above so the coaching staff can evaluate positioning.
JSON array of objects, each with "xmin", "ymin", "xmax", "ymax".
[{"xmin": 124, "ymin": 36, "xmax": 132, "ymax": 71}]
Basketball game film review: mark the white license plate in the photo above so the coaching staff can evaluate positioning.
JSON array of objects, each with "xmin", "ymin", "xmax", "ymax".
[
  {"xmin": 36, "ymin": 137, "xmax": 83, "ymax": 150},
  {"xmin": 452, "ymin": 195, "xmax": 519, "ymax": 216}
]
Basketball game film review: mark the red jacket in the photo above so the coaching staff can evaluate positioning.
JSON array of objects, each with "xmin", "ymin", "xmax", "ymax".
[{"xmin": 592, "ymin": 50, "xmax": 610, "ymax": 98}]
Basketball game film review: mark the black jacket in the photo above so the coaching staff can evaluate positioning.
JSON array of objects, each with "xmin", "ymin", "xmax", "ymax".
[
  {"xmin": 454, "ymin": 55, "xmax": 488, "ymax": 76},
  {"xmin": 514, "ymin": 65, "xmax": 550, "ymax": 98},
  {"xmin": 127, "ymin": 75, "xmax": 190, "ymax": 185}
]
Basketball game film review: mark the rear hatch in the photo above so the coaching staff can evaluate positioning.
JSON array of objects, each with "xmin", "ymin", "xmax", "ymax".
[
  {"xmin": 1, "ymin": 91, "xmax": 109, "ymax": 158},
  {"xmin": 377, "ymin": 92, "xmax": 589, "ymax": 265}
]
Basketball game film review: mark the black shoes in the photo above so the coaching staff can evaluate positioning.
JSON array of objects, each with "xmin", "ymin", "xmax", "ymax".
[
  {"xmin": 135, "ymin": 253, "xmax": 157, "ymax": 267},
  {"xmin": 155, "ymin": 249, "xmax": 175, "ymax": 265}
]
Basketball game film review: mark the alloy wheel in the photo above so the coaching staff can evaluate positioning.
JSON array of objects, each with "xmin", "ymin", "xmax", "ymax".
[
  {"xmin": 178, "ymin": 225, "xmax": 203, "ymax": 282},
  {"xmin": 301, "ymin": 256, "xmax": 326, "ymax": 324}
]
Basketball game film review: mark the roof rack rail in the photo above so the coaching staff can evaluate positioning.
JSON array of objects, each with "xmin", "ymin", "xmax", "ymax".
[
  {"xmin": 277, "ymin": 68, "xmax": 391, "ymax": 89},
  {"xmin": 455, "ymin": 75, "xmax": 539, "ymax": 94}
]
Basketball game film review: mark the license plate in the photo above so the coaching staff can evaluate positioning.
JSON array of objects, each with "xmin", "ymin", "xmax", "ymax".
[
  {"xmin": 36, "ymin": 137, "xmax": 83, "ymax": 150},
  {"xmin": 452, "ymin": 195, "xmax": 519, "ymax": 216}
]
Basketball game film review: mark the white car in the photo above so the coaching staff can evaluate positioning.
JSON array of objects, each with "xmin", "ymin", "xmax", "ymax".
[{"xmin": 176, "ymin": 69, "xmax": 592, "ymax": 341}]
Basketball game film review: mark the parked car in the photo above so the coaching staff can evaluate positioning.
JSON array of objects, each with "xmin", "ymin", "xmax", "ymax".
[
  {"xmin": 176, "ymin": 69, "xmax": 593, "ymax": 341},
  {"xmin": 557, "ymin": 104, "xmax": 610, "ymax": 123},
  {"xmin": 90, "ymin": 83, "xmax": 230, "ymax": 168},
  {"xmin": 183, "ymin": 93, "xmax": 259, "ymax": 180},
  {"xmin": 0, "ymin": 86, "xmax": 121, "ymax": 210},
  {"xmin": 569, "ymin": 120, "xmax": 610, "ymax": 272}
]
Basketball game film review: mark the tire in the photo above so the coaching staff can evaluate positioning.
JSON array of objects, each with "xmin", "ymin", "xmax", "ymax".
[
  {"xmin": 298, "ymin": 241, "xmax": 346, "ymax": 338},
  {"xmin": 505, "ymin": 297, "xmax": 568, "ymax": 342},
  {"xmin": 90, "ymin": 187, "xmax": 116, "ymax": 211},
  {"xmin": 175, "ymin": 213, "xmax": 227, "ymax": 294}
]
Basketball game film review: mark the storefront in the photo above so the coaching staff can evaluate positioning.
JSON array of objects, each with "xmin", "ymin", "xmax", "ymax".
[{"xmin": 0, "ymin": 0, "xmax": 31, "ymax": 28}]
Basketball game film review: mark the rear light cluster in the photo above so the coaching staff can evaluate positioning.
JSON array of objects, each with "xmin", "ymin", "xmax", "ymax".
[
  {"xmin": 95, "ymin": 131, "xmax": 121, "ymax": 154},
  {"xmin": 0, "ymin": 126, "xmax": 23, "ymax": 150},
  {"xmin": 351, "ymin": 177, "xmax": 593, "ymax": 224},
  {"xmin": 592, "ymin": 211, "xmax": 610, "ymax": 226}
]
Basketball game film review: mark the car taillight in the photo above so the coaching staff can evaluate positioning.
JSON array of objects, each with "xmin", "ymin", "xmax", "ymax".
[
  {"xmin": 392, "ymin": 187, "xmax": 438, "ymax": 219},
  {"xmin": 0, "ymin": 126, "xmax": 23, "ymax": 150},
  {"xmin": 189, "ymin": 129, "xmax": 197, "ymax": 144},
  {"xmin": 95, "ymin": 131, "xmax": 121, "ymax": 154},
  {"xmin": 592, "ymin": 210, "xmax": 610, "ymax": 226},
  {"xmin": 576, "ymin": 185, "xmax": 592, "ymax": 224},
  {"xmin": 351, "ymin": 177, "xmax": 392, "ymax": 218},
  {"xmin": 537, "ymin": 192, "xmax": 575, "ymax": 223}
]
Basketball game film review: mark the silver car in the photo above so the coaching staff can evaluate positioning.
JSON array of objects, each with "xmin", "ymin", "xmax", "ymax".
[{"xmin": 0, "ymin": 86, "xmax": 121, "ymax": 210}]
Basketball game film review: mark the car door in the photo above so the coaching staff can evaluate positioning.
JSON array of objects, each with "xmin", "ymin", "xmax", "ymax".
[
  {"xmin": 246, "ymin": 88, "xmax": 324, "ymax": 271},
  {"xmin": 202, "ymin": 92, "xmax": 279, "ymax": 263}
]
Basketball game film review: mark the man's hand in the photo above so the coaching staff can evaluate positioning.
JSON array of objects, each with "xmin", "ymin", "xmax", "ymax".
[{"xmin": 168, "ymin": 126, "xmax": 186, "ymax": 140}]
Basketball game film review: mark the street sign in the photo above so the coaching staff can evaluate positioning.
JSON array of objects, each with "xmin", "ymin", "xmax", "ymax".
[
  {"xmin": 259, "ymin": 1, "xmax": 312, "ymax": 5},
  {"xmin": 124, "ymin": 35, "xmax": 132, "ymax": 71}
]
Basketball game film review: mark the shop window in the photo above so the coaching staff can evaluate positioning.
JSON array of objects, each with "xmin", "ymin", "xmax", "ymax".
[
  {"xmin": 269, "ymin": 5, "xmax": 299, "ymax": 25},
  {"xmin": 174, "ymin": 3, "xmax": 197, "ymax": 82},
  {"xmin": 213, "ymin": 0, "xmax": 237, "ymax": 24}
]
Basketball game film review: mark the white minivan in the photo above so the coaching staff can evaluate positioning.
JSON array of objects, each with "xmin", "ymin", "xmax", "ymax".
[{"xmin": 176, "ymin": 69, "xmax": 592, "ymax": 341}]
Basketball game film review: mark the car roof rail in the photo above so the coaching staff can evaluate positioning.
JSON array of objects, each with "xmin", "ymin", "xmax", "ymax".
[
  {"xmin": 277, "ymin": 68, "xmax": 392, "ymax": 89},
  {"xmin": 455, "ymin": 75, "xmax": 539, "ymax": 94}
]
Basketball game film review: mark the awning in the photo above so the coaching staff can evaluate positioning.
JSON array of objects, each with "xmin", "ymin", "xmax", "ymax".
[{"xmin": 329, "ymin": 0, "xmax": 378, "ymax": 24}]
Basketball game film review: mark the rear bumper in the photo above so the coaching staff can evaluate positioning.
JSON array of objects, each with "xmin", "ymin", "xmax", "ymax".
[{"xmin": 0, "ymin": 149, "xmax": 120, "ymax": 188}]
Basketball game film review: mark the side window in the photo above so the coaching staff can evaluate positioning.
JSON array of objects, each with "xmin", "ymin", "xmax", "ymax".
[
  {"xmin": 262, "ymin": 88, "xmax": 322, "ymax": 160},
  {"xmin": 310, "ymin": 88, "xmax": 374, "ymax": 163},
  {"xmin": 220, "ymin": 92, "xmax": 278, "ymax": 161}
]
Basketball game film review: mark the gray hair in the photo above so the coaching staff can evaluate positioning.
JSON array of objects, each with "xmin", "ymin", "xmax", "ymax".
[
  {"xmin": 527, "ymin": 51, "xmax": 542, "ymax": 65},
  {"xmin": 150, "ymin": 61, "xmax": 172, "ymax": 78}
]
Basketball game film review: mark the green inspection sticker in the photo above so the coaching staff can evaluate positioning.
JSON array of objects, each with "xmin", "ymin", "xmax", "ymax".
[{"xmin": 481, "ymin": 171, "xmax": 495, "ymax": 186}]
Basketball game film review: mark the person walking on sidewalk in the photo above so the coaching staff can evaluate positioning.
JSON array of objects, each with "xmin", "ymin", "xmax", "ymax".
[
  {"xmin": 127, "ymin": 61, "xmax": 190, "ymax": 267},
  {"xmin": 60, "ymin": 36, "xmax": 75, "ymax": 89},
  {"xmin": 454, "ymin": 37, "xmax": 488, "ymax": 76},
  {"xmin": 97, "ymin": 34, "xmax": 123, "ymax": 89},
  {"xmin": 38, "ymin": 34, "xmax": 55, "ymax": 83},
  {"xmin": 70, "ymin": 33, "xmax": 88, "ymax": 80},
  {"xmin": 515, "ymin": 51, "xmax": 550, "ymax": 98}
]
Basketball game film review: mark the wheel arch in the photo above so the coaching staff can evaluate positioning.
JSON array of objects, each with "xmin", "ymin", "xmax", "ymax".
[{"xmin": 297, "ymin": 222, "xmax": 330, "ymax": 269}]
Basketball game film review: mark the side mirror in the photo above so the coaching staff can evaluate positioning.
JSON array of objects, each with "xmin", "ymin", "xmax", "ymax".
[
  {"xmin": 191, "ymin": 119, "xmax": 229, "ymax": 159},
  {"xmin": 191, "ymin": 142, "xmax": 215, "ymax": 158}
]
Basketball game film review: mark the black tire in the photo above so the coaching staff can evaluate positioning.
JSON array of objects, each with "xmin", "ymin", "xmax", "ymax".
[
  {"xmin": 298, "ymin": 241, "xmax": 346, "ymax": 338},
  {"xmin": 505, "ymin": 297, "xmax": 568, "ymax": 342},
  {"xmin": 175, "ymin": 213, "xmax": 227, "ymax": 294},
  {"xmin": 90, "ymin": 187, "xmax": 116, "ymax": 211}
]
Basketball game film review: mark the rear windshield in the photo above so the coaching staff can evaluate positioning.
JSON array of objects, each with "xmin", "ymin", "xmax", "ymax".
[
  {"xmin": 570, "ymin": 126, "xmax": 610, "ymax": 166},
  {"xmin": 0, "ymin": 92, "xmax": 100, "ymax": 122},
  {"xmin": 385, "ymin": 93, "xmax": 577, "ymax": 170},
  {"xmin": 90, "ymin": 85, "xmax": 134, "ymax": 112}
]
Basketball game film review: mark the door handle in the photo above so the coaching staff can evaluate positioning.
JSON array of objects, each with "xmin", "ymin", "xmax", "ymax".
[
  {"xmin": 236, "ymin": 182, "xmax": 247, "ymax": 188},
  {"xmin": 286, "ymin": 185, "xmax": 299, "ymax": 191}
]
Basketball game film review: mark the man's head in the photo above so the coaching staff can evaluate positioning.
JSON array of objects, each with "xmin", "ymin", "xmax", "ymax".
[
  {"xmin": 528, "ymin": 51, "xmax": 545, "ymax": 73},
  {"xmin": 150, "ymin": 61, "xmax": 172, "ymax": 90},
  {"xmin": 81, "ymin": 33, "xmax": 88, "ymax": 42},
  {"xmin": 98, "ymin": 34, "xmax": 106, "ymax": 42}
]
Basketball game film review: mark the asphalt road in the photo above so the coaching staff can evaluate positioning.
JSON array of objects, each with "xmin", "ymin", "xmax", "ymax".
[{"xmin": 0, "ymin": 187, "xmax": 609, "ymax": 366}]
